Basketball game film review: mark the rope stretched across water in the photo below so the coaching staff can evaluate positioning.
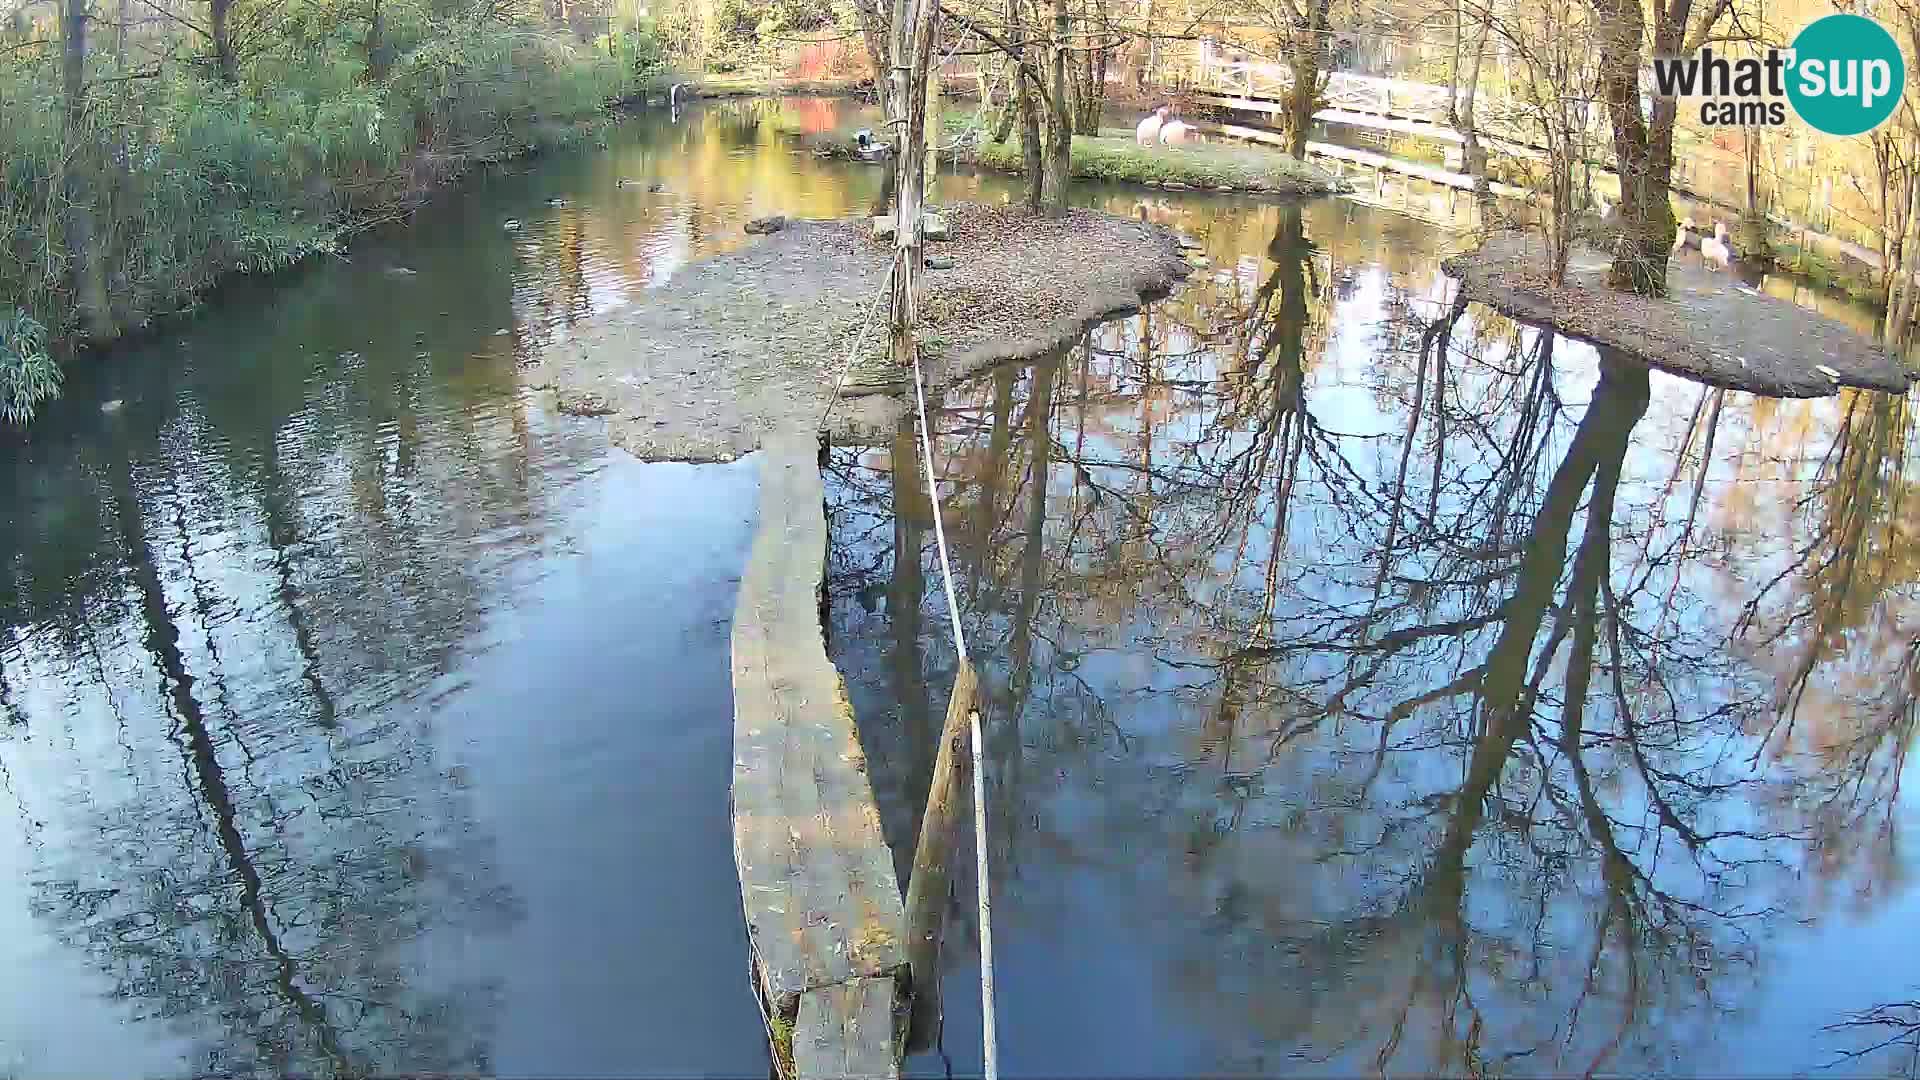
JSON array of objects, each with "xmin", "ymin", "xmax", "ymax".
[{"xmin": 820, "ymin": 276, "xmax": 999, "ymax": 1080}]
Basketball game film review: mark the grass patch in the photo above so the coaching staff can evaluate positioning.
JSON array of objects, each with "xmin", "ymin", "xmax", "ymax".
[{"xmin": 971, "ymin": 133, "xmax": 1343, "ymax": 196}]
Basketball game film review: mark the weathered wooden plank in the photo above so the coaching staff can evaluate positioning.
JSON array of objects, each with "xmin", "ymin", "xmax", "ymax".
[
  {"xmin": 794, "ymin": 976, "xmax": 901, "ymax": 1080},
  {"xmin": 732, "ymin": 431, "xmax": 908, "ymax": 1062}
]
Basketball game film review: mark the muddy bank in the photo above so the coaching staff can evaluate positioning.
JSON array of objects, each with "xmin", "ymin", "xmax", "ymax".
[
  {"xmin": 528, "ymin": 203, "xmax": 1191, "ymax": 462},
  {"xmin": 1442, "ymin": 233, "xmax": 1914, "ymax": 397}
]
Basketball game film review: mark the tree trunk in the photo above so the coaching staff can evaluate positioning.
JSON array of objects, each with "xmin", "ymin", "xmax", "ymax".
[
  {"xmin": 211, "ymin": 0, "xmax": 236, "ymax": 81},
  {"xmin": 990, "ymin": 60, "xmax": 1016, "ymax": 142},
  {"xmin": 62, "ymin": 0, "xmax": 86, "ymax": 145},
  {"xmin": 887, "ymin": 0, "xmax": 938, "ymax": 373},
  {"xmin": 1872, "ymin": 133, "xmax": 1900, "ymax": 303},
  {"xmin": 1016, "ymin": 69, "xmax": 1044, "ymax": 210},
  {"xmin": 903, "ymin": 661, "xmax": 976, "ymax": 1049},
  {"xmin": 871, "ymin": 152, "xmax": 899, "ymax": 218},
  {"xmin": 1070, "ymin": 13, "xmax": 1105, "ymax": 136},
  {"xmin": 1134, "ymin": 0, "xmax": 1154, "ymax": 89},
  {"xmin": 1009, "ymin": 0, "xmax": 1044, "ymax": 210},
  {"xmin": 852, "ymin": 0, "xmax": 894, "ymax": 116},
  {"xmin": 1889, "ymin": 178, "xmax": 1920, "ymax": 344},
  {"xmin": 1451, "ymin": 0, "xmax": 1494, "ymax": 210},
  {"xmin": 1449, "ymin": 0, "xmax": 1463, "ymax": 107},
  {"xmin": 1040, "ymin": 0, "xmax": 1072, "ymax": 215},
  {"xmin": 1593, "ymin": 0, "xmax": 1678, "ymax": 296},
  {"xmin": 1547, "ymin": 118, "xmax": 1575, "ymax": 284},
  {"xmin": 1077, "ymin": 0, "xmax": 1108, "ymax": 136},
  {"xmin": 366, "ymin": 0, "xmax": 389, "ymax": 80},
  {"xmin": 1283, "ymin": 0, "xmax": 1331, "ymax": 160}
]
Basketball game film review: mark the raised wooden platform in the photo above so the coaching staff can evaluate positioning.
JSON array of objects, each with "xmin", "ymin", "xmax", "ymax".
[{"xmin": 731, "ymin": 430, "xmax": 907, "ymax": 1079}]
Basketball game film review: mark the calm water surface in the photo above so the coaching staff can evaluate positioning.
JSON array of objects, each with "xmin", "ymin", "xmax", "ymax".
[{"xmin": 2, "ymin": 97, "xmax": 1916, "ymax": 1077}]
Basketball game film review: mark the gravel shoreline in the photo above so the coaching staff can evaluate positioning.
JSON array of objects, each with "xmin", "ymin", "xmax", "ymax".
[{"xmin": 529, "ymin": 202, "xmax": 1191, "ymax": 461}]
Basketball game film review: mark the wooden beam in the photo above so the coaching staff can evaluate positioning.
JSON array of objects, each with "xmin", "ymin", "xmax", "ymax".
[{"xmin": 902, "ymin": 660, "xmax": 978, "ymax": 1049}]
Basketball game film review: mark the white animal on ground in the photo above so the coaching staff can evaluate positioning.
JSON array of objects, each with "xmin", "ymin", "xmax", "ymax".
[
  {"xmin": 1700, "ymin": 222, "xmax": 1731, "ymax": 271},
  {"xmin": 1160, "ymin": 119, "xmax": 1194, "ymax": 144},
  {"xmin": 1671, "ymin": 218, "xmax": 1692, "ymax": 256},
  {"xmin": 1136, "ymin": 106, "xmax": 1170, "ymax": 146}
]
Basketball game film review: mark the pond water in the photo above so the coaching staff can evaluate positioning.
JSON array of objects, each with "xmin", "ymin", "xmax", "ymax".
[{"xmin": 1, "ymin": 97, "xmax": 1917, "ymax": 1078}]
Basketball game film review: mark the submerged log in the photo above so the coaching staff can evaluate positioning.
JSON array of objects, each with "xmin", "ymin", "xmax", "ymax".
[{"xmin": 902, "ymin": 660, "xmax": 978, "ymax": 1050}]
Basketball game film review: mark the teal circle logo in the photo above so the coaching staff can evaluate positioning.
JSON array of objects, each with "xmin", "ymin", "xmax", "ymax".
[{"xmin": 1787, "ymin": 14, "xmax": 1904, "ymax": 136}]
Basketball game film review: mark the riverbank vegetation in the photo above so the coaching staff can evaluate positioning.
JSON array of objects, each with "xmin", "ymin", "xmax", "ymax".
[
  {"xmin": 11, "ymin": 0, "xmax": 1920, "ymax": 419},
  {"xmin": 1, "ymin": 0, "xmax": 659, "ymax": 423}
]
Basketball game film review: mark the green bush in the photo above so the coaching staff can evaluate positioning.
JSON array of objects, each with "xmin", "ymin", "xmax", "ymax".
[
  {"xmin": 0, "ymin": 18, "xmax": 634, "ymax": 424},
  {"xmin": 0, "ymin": 309, "xmax": 57, "ymax": 426},
  {"xmin": 708, "ymin": 0, "xmax": 835, "ymax": 72},
  {"xmin": 619, "ymin": 18, "xmax": 670, "ymax": 77}
]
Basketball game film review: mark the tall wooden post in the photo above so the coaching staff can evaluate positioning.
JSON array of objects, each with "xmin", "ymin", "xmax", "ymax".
[{"xmin": 887, "ymin": 0, "xmax": 938, "ymax": 375}]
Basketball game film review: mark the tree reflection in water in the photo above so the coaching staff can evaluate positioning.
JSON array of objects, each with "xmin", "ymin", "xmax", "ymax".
[
  {"xmin": 0, "ymin": 265, "xmax": 568, "ymax": 1074},
  {"xmin": 827, "ymin": 203, "xmax": 1919, "ymax": 1075}
]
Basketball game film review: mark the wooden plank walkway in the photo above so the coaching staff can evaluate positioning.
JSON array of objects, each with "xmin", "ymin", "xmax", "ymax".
[{"xmin": 732, "ymin": 430, "xmax": 907, "ymax": 1079}]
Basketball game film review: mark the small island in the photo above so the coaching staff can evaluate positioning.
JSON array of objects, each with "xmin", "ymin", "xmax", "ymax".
[
  {"xmin": 1443, "ymin": 232, "xmax": 1915, "ymax": 398},
  {"xmin": 528, "ymin": 202, "xmax": 1192, "ymax": 462}
]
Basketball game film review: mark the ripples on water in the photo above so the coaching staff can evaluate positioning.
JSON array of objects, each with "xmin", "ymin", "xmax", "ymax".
[{"xmin": 0, "ymin": 97, "xmax": 1916, "ymax": 1077}]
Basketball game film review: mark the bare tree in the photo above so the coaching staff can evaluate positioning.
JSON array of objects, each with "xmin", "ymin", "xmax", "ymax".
[{"xmin": 1588, "ymin": 0, "xmax": 1742, "ymax": 294}]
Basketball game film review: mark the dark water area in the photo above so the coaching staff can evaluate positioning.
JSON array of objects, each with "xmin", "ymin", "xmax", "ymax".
[{"xmin": 1, "ymin": 95, "xmax": 1916, "ymax": 1077}]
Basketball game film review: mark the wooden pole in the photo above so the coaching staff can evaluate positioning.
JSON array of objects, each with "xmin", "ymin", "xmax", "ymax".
[
  {"xmin": 925, "ymin": 24, "xmax": 941, "ymax": 187},
  {"xmin": 903, "ymin": 660, "xmax": 978, "ymax": 1050},
  {"xmin": 887, "ymin": 0, "xmax": 938, "ymax": 376}
]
